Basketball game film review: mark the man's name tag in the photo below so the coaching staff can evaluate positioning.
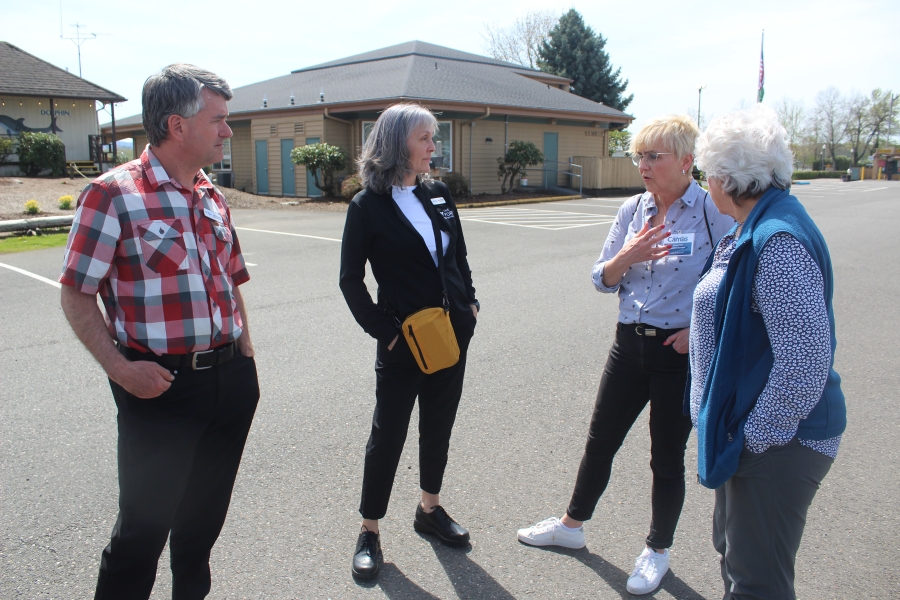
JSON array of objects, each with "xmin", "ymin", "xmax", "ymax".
[
  {"xmin": 431, "ymin": 197, "xmax": 446, "ymax": 205},
  {"xmin": 203, "ymin": 207, "xmax": 223, "ymax": 223},
  {"xmin": 665, "ymin": 232, "xmax": 695, "ymax": 256}
]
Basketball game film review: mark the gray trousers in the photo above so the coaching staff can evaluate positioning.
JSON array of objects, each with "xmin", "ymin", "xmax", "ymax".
[{"xmin": 713, "ymin": 438, "xmax": 833, "ymax": 600}]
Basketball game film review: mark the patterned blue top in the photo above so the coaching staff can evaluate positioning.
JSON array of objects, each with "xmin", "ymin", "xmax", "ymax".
[
  {"xmin": 690, "ymin": 232, "xmax": 841, "ymax": 458},
  {"xmin": 593, "ymin": 181, "xmax": 735, "ymax": 329}
]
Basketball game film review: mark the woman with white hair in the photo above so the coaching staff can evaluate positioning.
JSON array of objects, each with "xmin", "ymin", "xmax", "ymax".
[
  {"xmin": 690, "ymin": 105, "xmax": 846, "ymax": 599},
  {"xmin": 339, "ymin": 103, "xmax": 479, "ymax": 580},
  {"xmin": 518, "ymin": 115, "xmax": 733, "ymax": 595}
]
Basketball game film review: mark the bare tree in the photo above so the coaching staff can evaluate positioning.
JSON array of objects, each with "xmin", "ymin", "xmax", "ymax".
[
  {"xmin": 814, "ymin": 87, "xmax": 846, "ymax": 168},
  {"xmin": 482, "ymin": 10, "xmax": 558, "ymax": 69},
  {"xmin": 773, "ymin": 98, "xmax": 806, "ymax": 165},
  {"xmin": 686, "ymin": 108, "xmax": 713, "ymax": 130}
]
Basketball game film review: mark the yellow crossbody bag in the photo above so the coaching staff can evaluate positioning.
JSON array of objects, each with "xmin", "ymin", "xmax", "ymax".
[{"xmin": 401, "ymin": 199, "xmax": 459, "ymax": 374}]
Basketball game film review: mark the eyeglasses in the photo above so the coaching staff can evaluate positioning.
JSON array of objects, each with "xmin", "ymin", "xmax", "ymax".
[{"xmin": 631, "ymin": 151, "xmax": 674, "ymax": 167}]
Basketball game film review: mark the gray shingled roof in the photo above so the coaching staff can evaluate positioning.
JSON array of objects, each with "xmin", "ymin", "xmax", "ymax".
[
  {"xmin": 0, "ymin": 42, "xmax": 126, "ymax": 102},
  {"xmin": 109, "ymin": 41, "xmax": 630, "ymax": 128}
]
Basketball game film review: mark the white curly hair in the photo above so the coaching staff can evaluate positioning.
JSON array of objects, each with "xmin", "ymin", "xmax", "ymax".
[{"xmin": 695, "ymin": 105, "xmax": 793, "ymax": 200}]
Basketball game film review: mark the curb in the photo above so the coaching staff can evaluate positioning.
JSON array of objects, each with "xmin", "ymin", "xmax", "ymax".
[
  {"xmin": 457, "ymin": 194, "xmax": 581, "ymax": 209},
  {"xmin": 0, "ymin": 215, "xmax": 75, "ymax": 233}
]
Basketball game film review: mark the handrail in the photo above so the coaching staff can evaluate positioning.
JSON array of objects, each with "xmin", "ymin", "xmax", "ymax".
[{"xmin": 541, "ymin": 160, "xmax": 583, "ymax": 197}]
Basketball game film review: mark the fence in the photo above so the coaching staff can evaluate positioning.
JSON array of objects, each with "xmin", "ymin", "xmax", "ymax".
[{"xmin": 571, "ymin": 156, "xmax": 644, "ymax": 189}]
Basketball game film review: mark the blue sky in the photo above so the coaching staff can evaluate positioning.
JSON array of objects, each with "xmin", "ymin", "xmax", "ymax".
[{"xmin": 3, "ymin": 0, "xmax": 898, "ymax": 135}]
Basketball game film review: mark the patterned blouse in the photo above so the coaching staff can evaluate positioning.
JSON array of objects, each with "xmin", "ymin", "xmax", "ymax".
[{"xmin": 689, "ymin": 231, "xmax": 841, "ymax": 458}]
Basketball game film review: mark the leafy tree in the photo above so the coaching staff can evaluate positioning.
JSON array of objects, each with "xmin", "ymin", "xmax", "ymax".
[
  {"xmin": 538, "ymin": 9, "xmax": 632, "ymax": 112},
  {"xmin": 16, "ymin": 132, "xmax": 65, "ymax": 177},
  {"xmin": 482, "ymin": 10, "xmax": 557, "ymax": 69},
  {"xmin": 0, "ymin": 136, "xmax": 15, "ymax": 164},
  {"xmin": 497, "ymin": 140, "xmax": 544, "ymax": 193},
  {"xmin": 608, "ymin": 130, "xmax": 631, "ymax": 155},
  {"xmin": 290, "ymin": 143, "xmax": 348, "ymax": 197}
]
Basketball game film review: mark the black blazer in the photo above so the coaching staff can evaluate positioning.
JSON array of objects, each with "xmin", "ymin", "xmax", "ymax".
[{"xmin": 339, "ymin": 178, "xmax": 478, "ymax": 345}]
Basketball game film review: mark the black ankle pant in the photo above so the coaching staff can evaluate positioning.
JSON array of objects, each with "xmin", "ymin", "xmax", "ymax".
[
  {"xmin": 566, "ymin": 323, "xmax": 693, "ymax": 549},
  {"xmin": 359, "ymin": 336, "xmax": 470, "ymax": 520}
]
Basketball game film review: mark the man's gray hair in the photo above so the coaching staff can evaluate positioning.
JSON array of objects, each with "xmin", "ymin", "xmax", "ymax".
[
  {"xmin": 142, "ymin": 64, "xmax": 233, "ymax": 147},
  {"xmin": 357, "ymin": 103, "xmax": 438, "ymax": 194},
  {"xmin": 695, "ymin": 105, "xmax": 793, "ymax": 201}
]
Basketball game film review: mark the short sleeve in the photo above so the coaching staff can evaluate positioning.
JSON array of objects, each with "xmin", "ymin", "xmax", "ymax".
[{"xmin": 59, "ymin": 183, "xmax": 122, "ymax": 294}]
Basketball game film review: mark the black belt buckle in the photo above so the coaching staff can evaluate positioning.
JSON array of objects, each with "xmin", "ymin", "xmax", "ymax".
[
  {"xmin": 191, "ymin": 348, "xmax": 215, "ymax": 370},
  {"xmin": 635, "ymin": 325, "xmax": 657, "ymax": 337}
]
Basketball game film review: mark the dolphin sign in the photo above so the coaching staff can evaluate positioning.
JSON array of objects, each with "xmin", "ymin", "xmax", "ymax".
[{"xmin": 0, "ymin": 115, "xmax": 64, "ymax": 135}]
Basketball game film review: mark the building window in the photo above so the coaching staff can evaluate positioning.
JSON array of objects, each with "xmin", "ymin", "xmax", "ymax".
[
  {"xmin": 362, "ymin": 120, "xmax": 453, "ymax": 171},
  {"xmin": 212, "ymin": 138, "xmax": 232, "ymax": 170}
]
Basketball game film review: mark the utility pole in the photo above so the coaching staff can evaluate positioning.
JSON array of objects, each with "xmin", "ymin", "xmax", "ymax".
[
  {"xmin": 697, "ymin": 85, "xmax": 707, "ymax": 128},
  {"xmin": 61, "ymin": 22, "xmax": 97, "ymax": 78}
]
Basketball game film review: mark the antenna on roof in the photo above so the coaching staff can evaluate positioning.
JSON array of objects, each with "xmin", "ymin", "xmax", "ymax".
[{"xmin": 60, "ymin": 21, "xmax": 98, "ymax": 78}]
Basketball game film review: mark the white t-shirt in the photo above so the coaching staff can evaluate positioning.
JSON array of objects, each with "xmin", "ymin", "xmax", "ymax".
[{"xmin": 391, "ymin": 185, "xmax": 450, "ymax": 267}]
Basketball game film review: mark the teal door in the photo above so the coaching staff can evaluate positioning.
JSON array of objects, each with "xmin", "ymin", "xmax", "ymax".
[
  {"xmin": 281, "ymin": 139, "xmax": 296, "ymax": 196},
  {"xmin": 305, "ymin": 137, "xmax": 321, "ymax": 197},
  {"xmin": 543, "ymin": 132, "xmax": 559, "ymax": 188},
  {"xmin": 255, "ymin": 140, "xmax": 269, "ymax": 194}
]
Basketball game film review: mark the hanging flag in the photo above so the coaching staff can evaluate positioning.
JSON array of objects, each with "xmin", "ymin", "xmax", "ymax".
[{"xmin": 757, "ymin": 30, "xmax": 765, "ymax": 103}]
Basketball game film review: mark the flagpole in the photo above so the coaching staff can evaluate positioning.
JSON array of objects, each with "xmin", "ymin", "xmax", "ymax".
[{"xmin": 757, "ymin": 29, "xmax": 765, "ymax": 103}]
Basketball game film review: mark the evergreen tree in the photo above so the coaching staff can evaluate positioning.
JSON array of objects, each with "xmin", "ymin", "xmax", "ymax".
[{"xmin": 538, "ymin": 9, "xmax": 633, "ymax": 112}]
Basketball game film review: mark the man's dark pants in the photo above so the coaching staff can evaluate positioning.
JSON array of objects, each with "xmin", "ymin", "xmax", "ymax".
[{"xmin": 94, "ymin": 353, "xmax": 259, "ymax": 600}]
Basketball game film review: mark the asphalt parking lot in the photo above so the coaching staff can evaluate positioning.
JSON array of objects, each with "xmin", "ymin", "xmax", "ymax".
[{"xmin": 1, "ymin": 179, "xmax": 898, "ymax": 599}]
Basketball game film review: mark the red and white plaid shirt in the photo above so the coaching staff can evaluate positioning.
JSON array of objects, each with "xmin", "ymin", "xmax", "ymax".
[{"xmin": 60, "ymin": 146, "xmax": 250, "ymax": 355}]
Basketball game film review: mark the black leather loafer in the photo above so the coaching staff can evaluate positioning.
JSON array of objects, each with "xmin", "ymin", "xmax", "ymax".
[
  {"xmin": 413, "ymin": 504, "xmax": 470, "ymax": 546},
  {"xmin": 351, "ymin": 527, "xmax": 383, "ymax": 579}
]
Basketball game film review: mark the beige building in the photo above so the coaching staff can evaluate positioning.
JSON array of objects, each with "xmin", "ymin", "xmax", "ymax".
[
  {"xmin": 105, "ymin": 41, "xmax": 634, "ymax": 196},
  {"xmin": 0, "ymin": 42, "xmax": 126, "ymax": 173}
]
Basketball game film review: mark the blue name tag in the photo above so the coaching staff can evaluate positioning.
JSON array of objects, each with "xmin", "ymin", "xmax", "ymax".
[{"xmin": 664, "ymin": 232, "xmax": 694, "ymax": 256}]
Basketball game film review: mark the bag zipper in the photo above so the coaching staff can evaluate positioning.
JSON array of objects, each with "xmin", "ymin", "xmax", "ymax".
[{"xmin": 407, "ymin": 325, "xmax": 428, "ymax": 370}]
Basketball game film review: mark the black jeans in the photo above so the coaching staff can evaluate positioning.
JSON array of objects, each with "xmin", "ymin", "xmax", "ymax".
[
  {"xmin": 95, "ymin": 353, "xmax": 259, "ymax": 600},
  {"xmin": 566, "ymin": 323, "xmax": 693, "ymax": 549},
  {"xmin": 714, "ymin": 439, "xmax": 833, "ymax": 600},
  {"xmin": 359, "ymin": 335, "xmax": 470, "ymax": 520}
]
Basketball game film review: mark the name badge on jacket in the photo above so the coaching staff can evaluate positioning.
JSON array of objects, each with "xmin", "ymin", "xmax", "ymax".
[
  {"xmin": 664, "ymin": 232, "xmax": 695, "ymax": 256},
  {"xmin": 431, "ymin": 197, "xmax": 446, "ymax": 206}
]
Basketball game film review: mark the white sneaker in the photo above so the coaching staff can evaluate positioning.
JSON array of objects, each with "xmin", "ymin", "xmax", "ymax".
[
  {"xmin": 516, "ymin": 517, "xmax": 585, "ymax": 549},
  {"xmin": 626, "ymin": 547, "xmax": 669, "ymax": 595}
]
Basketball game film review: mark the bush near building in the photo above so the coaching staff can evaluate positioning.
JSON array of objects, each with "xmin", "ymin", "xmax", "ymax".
[{"xmin": 17, "ymin": 132, "xmax": 65, "ymax": 177}]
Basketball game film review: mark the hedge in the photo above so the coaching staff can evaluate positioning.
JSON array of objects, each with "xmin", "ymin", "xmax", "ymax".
[{"xmin": 792, "ymin": 171, "xmax": 844, "ymax": 180}]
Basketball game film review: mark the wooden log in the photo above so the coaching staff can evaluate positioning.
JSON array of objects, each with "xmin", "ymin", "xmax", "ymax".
[{"xmin": 0, "ymin": 215, "xmax": 75, "ymax": 233}]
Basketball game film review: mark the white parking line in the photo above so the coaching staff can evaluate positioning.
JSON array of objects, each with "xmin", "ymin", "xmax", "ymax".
[
  {"xmin": 459, "ymin": 207, "xmax": 615, "ymax": 230},
  {"xmin": 236, "ymin": 227, "xmax": 341, "ymax": 243},
  {"xmin": 860, "ymin": 187, "xmax": 889, "ymax": 192},
  {"xmin": 0, "ymin": 262, "xmax": 61, "ymax": 288}
]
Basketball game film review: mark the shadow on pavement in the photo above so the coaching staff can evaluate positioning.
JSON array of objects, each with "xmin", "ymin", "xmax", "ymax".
[
  {"xmin": 362, "ymin": 562, "xmax": 442, "ymax": 599},
  {"xmin": 423, "ymin": 534, "xmax": 517, "ymax": 599},
  {"xmin": 538, "ymin": 544, "xmax": 708, "ymax": 599}
]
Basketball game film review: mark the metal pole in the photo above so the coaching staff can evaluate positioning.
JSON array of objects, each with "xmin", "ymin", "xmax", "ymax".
[
  {"xmin": 111, "ymin": 102, "xmax": 117, "ymax": 166},
  {"xmin": 697, "ymin": 85, "xmax": 706, "ymax": 128}
]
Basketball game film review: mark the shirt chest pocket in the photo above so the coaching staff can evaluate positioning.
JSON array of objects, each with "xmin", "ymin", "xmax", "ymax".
[
  {"xmin": 136, "ymin": 219, "xmax": 188, "ymax": 274},
  {"xmin": 211, "ymin": 224, "xmax": 233, "ymax": 270}
]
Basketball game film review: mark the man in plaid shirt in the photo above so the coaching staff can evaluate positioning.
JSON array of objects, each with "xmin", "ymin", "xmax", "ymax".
[{"xmin": 60, "ymin": 64, "xmax": 259, "ymax": 600}]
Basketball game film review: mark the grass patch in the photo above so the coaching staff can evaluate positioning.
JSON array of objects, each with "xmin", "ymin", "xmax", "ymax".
[{"xmin": 0, "ymin": 231, "xmax": 69, "ymax": 254}]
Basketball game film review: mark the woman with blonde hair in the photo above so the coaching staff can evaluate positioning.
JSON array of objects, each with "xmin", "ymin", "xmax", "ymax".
[{"xmin": 517, "ymin": 114, "xmax": 733, "ymax": 595}]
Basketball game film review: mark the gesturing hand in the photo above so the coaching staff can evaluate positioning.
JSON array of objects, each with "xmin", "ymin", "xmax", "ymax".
[
  {"xmin": 115, "ymin": 360, "xmax": 175, "ymax": 399},
  {"xmin": 620, "ymin": 222, "xmax": 671, "ymax": 265}
]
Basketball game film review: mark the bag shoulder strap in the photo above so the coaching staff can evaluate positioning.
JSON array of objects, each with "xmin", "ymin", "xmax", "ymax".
[
  {"xmin": 415, "ymin": 182, "xmax": 451, "ymax": 311},
  {"xmin": 701, "ymin": 190, "xmax": 713, "ymax": 245}
]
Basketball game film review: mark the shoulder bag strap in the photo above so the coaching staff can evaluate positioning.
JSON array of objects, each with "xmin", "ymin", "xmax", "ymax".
[
  {"xmin": 417, "ymin": 187, "xmax": 451, "ymax": 312},
  {"xmin": 702, "ymin": 190, "xmax": 713, "ymax": 245}
]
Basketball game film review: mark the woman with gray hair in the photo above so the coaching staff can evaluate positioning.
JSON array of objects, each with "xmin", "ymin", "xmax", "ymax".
[
  {"xmin": 339, "ymin": 103, "xmax": 479, "ymax": 580},
  {"xmin": 690, "ymin": 105, "xmax": 846, "ymax": 599}
]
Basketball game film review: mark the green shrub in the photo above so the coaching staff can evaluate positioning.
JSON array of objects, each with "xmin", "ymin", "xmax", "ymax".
[
  {"xmin": 497, "ymin": 140, "xmax": 544, "ymax": 193},
  {"xmin": 290, "ymin": 143, "xmax": 348, "ymax": 197},
  {"xmin": 792, "ymin": 171, "xmax": 844, "ymax": 180},
  {"xmin": 442, "ymin": 172, "xmax": 470, "ymax": 199},
  {"xmin": 17, "ymin": 132, "xmax": 65, "ymax": 177},
  {"xmin": 24, "ymin": 199, "xmax": 40, "ymax": 215},
  {"xmin": 340, "ymin": 174, "xmax": 363, "ymax": 199},
  {"xmin": 58, "ymin": 195, "xmax": 75, "ymax": 210},
  {"xmin": 0, "ymin": 136, "xmax": 15, "ymax": 164}
]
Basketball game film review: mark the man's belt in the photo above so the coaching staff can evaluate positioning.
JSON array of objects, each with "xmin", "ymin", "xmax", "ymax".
[
  {"xmin": 618, "ymin": 322, "xmax": 682, "ymax": 338},
  {"xmin": 118, "ymin": 342, "xmax": 236, "ymax": 371}
]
